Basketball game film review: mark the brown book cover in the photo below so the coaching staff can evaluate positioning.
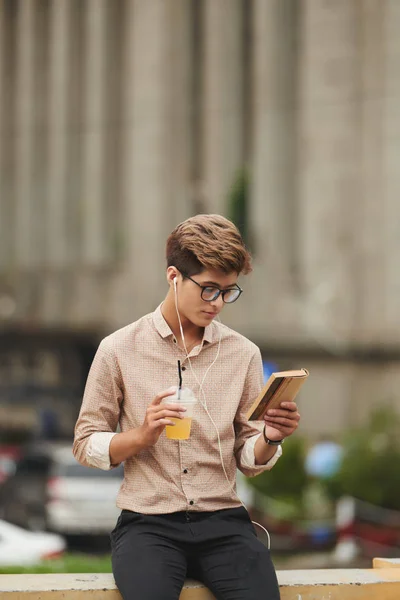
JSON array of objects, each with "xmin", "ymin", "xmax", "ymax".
[{"xmin": 246, "ymin": 368, "xmax": 309, "ymax": 421}]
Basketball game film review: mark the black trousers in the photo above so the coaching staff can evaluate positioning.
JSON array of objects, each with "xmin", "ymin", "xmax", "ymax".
[{"xmin": 111, "ymin": 506, "xmax": 280, "ymax": 600}]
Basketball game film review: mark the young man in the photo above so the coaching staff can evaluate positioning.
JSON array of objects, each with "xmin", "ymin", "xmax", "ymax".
[{"xmin": 73, "ymin": 214, "xmax": 300, "ymax": 600}]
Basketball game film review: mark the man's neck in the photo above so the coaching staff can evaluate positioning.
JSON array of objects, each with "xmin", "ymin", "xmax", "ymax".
[{"xmin": 161, "ymin": 293, "xmax": 204, "ymax": 347}]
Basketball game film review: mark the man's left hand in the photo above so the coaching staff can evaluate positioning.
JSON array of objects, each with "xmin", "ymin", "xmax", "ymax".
[{"xmin": 263, "ymin": 401, "xmax": 300, "ymax": 442}]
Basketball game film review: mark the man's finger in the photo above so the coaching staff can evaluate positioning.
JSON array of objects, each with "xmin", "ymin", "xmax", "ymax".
[
  {"xmin": 151, "ymin": 387, "xmax": 177, "ymax": 406},
  {"xmin": 152, "ymin": 404, "xmax": 187, "ymax": 414},
  {"xmin": 153, "ymin": 408, "xmax": 186, "ymax": 421},
  {"xmin": 264, "ymin": 416, "xmax": 298, "ymax": 427},
  {"xmin": 156, "ymin": 418, "xmax": 176, "ymax": 428},
  {"xmin": 265, "ymin": 411, "xmax": 300, "ymax": 421},
  {"xmin": 280, "ymin": 401, "xmax": 297, "ymax": 411}
]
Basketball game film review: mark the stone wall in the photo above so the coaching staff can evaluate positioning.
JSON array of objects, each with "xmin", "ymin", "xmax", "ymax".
[
  {"xmin": 1, "ymin": 0, "xmax": 400, "ymax": 430},
  {"xmin": 2, "ymin": 561, "xmax": 400, "ymax": 600}
]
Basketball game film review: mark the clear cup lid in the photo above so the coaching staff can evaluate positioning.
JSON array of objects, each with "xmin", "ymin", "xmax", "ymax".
[{"xmin": 174, "ymin": 386, "xmax": 197, "ymax": 404}]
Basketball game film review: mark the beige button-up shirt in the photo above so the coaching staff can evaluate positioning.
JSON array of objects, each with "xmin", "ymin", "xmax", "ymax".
[{"xmin": 73, "ymin": 305, "xmax": 281, "ymax": 514}]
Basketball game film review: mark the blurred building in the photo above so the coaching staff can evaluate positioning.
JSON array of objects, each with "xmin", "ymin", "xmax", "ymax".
[{"xmin": 1, "ymin": 0, "xmax": 400, "ymax": 438}]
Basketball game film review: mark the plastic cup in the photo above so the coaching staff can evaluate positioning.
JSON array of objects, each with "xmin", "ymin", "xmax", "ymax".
[{"xmin": 161, "ymin": 387, "xmax": 197, "ymax": 440}]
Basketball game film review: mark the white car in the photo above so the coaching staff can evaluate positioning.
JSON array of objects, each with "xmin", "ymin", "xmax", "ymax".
[
  {"xmin": 0, "ymin": 519, "xmax": 66, "ymax": 566},
  {"xmin": 46, "ymin": 446, "xmax": 123, "ymax": 535}
]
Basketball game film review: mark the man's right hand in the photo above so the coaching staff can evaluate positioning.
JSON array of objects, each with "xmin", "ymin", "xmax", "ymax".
[
  {"xmin": 138, "ymin": 388, "xmax": 187, "ymax": 447},
  {"xmin": 109, "ymin": 388, "xmax": 187, "ymax": 465}
]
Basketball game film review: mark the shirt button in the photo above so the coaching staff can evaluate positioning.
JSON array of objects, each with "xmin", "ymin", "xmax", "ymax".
[
  {"xmin": 182, "ymin": 366, "xmax": 186, "ymax": 371},
  {"xmin": 189, "ymin": 500, "xmax": 194, "ymax": 506},
  {"xmin": 173, "ymin": 338, "xmax": 177, "ymax": 344},
  {"xmin": 183, "ymin": 469, "xmax": 188, "ymax": 474}
]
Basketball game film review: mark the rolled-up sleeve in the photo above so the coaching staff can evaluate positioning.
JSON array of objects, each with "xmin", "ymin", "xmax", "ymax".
[
  {"xmin": 86, "ymin": 432, "xmax": 118, "ymax": 470},
  {"xmin": 73, "ymin": 338, "xmax": 123, "ymax": 469},
  {"xmin": 241, "ymin": 434, "xmax": 282, "ymax": 471},
  {"xmin": 234, "ymin": 348, "xmax": 281, "ymax": 477}
]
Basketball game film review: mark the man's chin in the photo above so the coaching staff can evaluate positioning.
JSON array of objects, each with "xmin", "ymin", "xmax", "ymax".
[
  {"xmin": 199, "ymin": 311, "xmax": 218, "ymax": 323},
  {"xmin": 185, "ymin": 311, "xmax": 217, "ymax": 327}
]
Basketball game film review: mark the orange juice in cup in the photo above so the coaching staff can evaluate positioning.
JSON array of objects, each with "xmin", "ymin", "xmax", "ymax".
[{"xmin": 162, "ymin": 387, "xmax": 197, "ymax": 440}]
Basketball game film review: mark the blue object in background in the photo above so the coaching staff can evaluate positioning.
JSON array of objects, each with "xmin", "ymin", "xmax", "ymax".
[
  {"xmin": 39, "ymin": 408, "xmax": 59, "ymax": 440},
  {"xmin": 305, "ymin": 441, "xmax": 343, "ymax": 478},
  {"xmin": 309, "ymin": 525, "xmax": 335, "ymax": 545},
  {"xmin": 262, "ymin": 360, "xmax": 278, "ymax": 383}
]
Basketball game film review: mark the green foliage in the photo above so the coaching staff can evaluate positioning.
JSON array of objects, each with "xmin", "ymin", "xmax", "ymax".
[
  {"xmin": 0, "ymin": 553, "xmax": 112, "ymax": 574},
  {"xmin": 227, "ymin": 167, "xmax": 252, "ymax": 251},
  {"xmin": 322, "ymin": 406, "xmax": 400, "ymax": 510},
  {"xmin": 247, "ymin": 435, "xmax": 309, "ymax": 504}
]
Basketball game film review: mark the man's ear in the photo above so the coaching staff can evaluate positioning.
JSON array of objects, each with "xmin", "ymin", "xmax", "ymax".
[{"xmin": 166, "ymin": 266, "xmax": 179, "ymax": 286}]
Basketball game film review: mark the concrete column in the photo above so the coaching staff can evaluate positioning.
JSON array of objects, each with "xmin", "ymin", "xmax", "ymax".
[
  {"xmin": 202, "ymin": 0, "xmax": 243, "ymax": 215},
  {"xmin": 46, "ymin": 0, "xmax": 70, "ymax": 267},
  {"xmin": 114, "ymin": 0, "xmax": 189, "ymax": 323},
  {"xmin": 0, "ymin": 3, "xmax": 18, "ymax": 278},
  {"xmin": 240, "ymin": 0, "xmax": 298, "ymax": 340},
  {"xmin": 251, "ymin": 0, "xmax": 297, "ymax": 263},
  {"xmin": 0, "ymin": 2, "xmax": 6, "ymax": 269},
  {"xmin": 81, "ymin": 0, "xmax": 107, "ymax": 266},
  {"xmin": 229, "ymin": 0, "xmax": 297, "ymax": 340},
  {"xmin": 14, "ymin": 0, "xmax": 35, "ymax": 267},
  {"xmin": 297, "ymin": 0, "xmax": 361, "ymax": 349},
  {"xmin": 31, "ymin": 5, "xmax": 49, "ymax": 270},
  {"xmin": 165, "ymin": 0, "xmax": 192, "ymax": 227},
  {"xmin": 355, "ymin": 0, "xmax": 386, "ymax": 345},
  {"xmin": 383, "ymin": 0, "xmax": 400, "ymax": 341}
]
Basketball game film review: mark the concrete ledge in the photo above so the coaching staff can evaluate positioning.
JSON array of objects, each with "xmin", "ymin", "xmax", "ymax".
[
  {"xmin": 373, "ymin": 557, "xmax": 400, "ymax": 569},
  {"xmin": 0, "ymin": 575, "xmax": 214, "ymax": 600},
  {"xmin": 2, "ymin": 569, "xmax": 400, "ymax": 600}
]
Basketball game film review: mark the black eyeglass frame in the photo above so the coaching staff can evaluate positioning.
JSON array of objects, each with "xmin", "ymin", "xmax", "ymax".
[{"xmin": 180, "ymin": 272, "xmax": 243, "ymax": 304}]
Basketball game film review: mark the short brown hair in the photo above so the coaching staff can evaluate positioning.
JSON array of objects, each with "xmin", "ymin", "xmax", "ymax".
[{"xmin": 166, "ymin": 214, "xmax": 252, "ymax": 275}]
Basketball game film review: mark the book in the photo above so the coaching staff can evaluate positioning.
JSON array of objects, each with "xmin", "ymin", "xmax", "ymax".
[{"xmin": 246, "ymin": 368, "xmax": 309, "ymax": 421}]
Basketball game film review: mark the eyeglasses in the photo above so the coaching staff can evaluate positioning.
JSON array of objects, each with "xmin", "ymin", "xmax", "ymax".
[{"xmin": 181, "ymin": 273, "xmax": 243, "ymax": 304}]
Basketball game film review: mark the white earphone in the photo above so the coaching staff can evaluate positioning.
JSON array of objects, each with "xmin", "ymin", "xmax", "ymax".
[{"xmin": 171, "ymin": 270, "xmax": 271, "ymax": 548}]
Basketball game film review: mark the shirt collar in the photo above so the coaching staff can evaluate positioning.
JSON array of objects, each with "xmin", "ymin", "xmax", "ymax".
[{"xmin": 153, "ymin": 303, "xmax": 216, "ymax": 345}]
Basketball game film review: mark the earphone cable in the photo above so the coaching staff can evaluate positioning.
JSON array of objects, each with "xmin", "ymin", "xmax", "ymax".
[{"xmin": 172, "ymin": 280, "xmax": 271, "ymax": 549}]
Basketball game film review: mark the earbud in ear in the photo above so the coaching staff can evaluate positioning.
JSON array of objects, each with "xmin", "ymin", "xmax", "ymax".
[{"xmin": 173, "ymin": 277, "xmax": 177, "ymax": 291}]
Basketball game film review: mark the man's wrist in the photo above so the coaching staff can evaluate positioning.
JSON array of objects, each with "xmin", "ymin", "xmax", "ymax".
[
  {"xmin": 263, "ymin": 426, "xmax": 284, "ymax": 446},
  {"xmin": 132, "ymin": 426, "xmax": 149, "ymax": 452},
  {"xmin": 110, "ymin": 427, "xmax": 149, "ymax": 464}
]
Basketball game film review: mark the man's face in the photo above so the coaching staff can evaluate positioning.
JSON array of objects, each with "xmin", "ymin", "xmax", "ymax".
[{"xmin": 177, "ymin": 268, "xmax": 239, "ymax": 327}]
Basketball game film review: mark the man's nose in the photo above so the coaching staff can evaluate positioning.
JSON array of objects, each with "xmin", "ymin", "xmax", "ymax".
[{"xmin": 210, "ymin": 294, "xmax": 224, "ymax": 311}]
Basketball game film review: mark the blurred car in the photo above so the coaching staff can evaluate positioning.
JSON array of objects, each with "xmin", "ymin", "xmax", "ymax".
[
  {"xmin": 0, "ymin": 445, "xmax": 20, "ymax": 485},
  {"xmin": 0, "ymin": 442, "xmax": 123, "ymax": 535},
  {"xmin": 46, "ymin": 445, "xmax": 123, "ymax": 535},
  {"xmin": 0, "ymin": 448, "xmax": 51, "ymax": 531},
  {"xmin": 0, "ymin": 519, "xmax": 66, "ymax": 566}
]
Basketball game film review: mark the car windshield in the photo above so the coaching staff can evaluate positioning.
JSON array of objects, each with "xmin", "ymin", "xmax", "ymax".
[{"xmin": 60, "ymin": 463, "xmax": 123, "ymax": 478}]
